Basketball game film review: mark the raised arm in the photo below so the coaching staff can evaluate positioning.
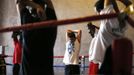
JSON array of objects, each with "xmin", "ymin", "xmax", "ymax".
[
  {"xmin": 104, "ymin": 0, "xmax": 119, "ymax": 13},
  {"xmin": 104, "ymin": 0, "xmax": 111, "ymax": 7},
  {"xmin": 66, "ymin": 30, "xmax": 82, "ymax": 43},
  {"xmin": 104, "ymin": 0, "xmax": 134, "ymax": 25},
  {"xmin": 115, "ymin": 0, "xmax": 133, "ymax": 28},
  {"xmin": 75, "ymin": 30, "xmax": 82, "ymax": 43},
  {"xmin": 118, "ymin": 0, "xmax": 132, "ymax": 7},
  {"xmin": 117, "ymin": 1, "xmax": 134, "ymax": 28},
  {"xmin": 66, "ymin": 30, "xmax": 73, "ymax": 42}
]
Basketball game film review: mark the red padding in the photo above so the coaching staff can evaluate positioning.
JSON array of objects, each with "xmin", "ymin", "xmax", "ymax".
[
  {"xmin": 112, "ymin": 38, "xmax": 133, "ymax": 75},
  {"xmin": 89, "ymin": 62, "xmax": 99, "ymax": 75}
]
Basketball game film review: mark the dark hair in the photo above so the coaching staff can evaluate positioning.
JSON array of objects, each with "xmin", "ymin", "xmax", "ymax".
[
  {"xmin": 67, "ymin": 32, "xmax": 76, "ymax": 38},
  {"xmin": 12, "ymin": 31, "xmax": 21, "ymax": 38},
  {"xmin": 94, "ymin": 0, "xmax": 104, "ymax": 12}
]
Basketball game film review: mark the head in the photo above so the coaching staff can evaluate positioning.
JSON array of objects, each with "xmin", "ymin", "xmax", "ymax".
[
  {"xmin": 94, "ymin": 0, "xmax": 104, "ymax": 13},
  {"xmin": 12, "ymin": 31, "xmax": 20, "ymax": 38},
  {"xmin": 67, "ymin": 32, "xmax": 76, "ymax": 42},
  {"xmin": 87, "ymin": 22, "xmax": 96, "ymax": 38}
]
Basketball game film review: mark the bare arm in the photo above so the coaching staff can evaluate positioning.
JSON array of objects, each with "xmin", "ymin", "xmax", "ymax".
[
  {"xmin": 75, "ymin": 30, "xmax": 82, "ymax": 43},
  {"xmin": 118, "ymin": 0, "xmax": 132, "ymax": 7},
  {"xmin": 116, "ymin": 0, "xmax": 133, "ymax": 28},
  {"xmin": 104, "ymin": 0, "xmax": 119, "ymax": 13},
  {"xmin": 66, "ymin": 30, "xmax": 82, "ymax": 43},
  {"xmin": 104, "ymin": 0, "xmax": 111, "ymax": 8},
  {"xmin": 127, "ymin": 16, "xmax": 134, "ymax": 28},
  {"xmin": 66, "ymin": 30, "xmax": 73, "ymax": 42},
  {"xmin": 66, "ymin": 30, "xmax": 70, "ymax": 42},
  {"xmin": 119, "ymin": 0, "xmax": 133, "ymax": 27}
]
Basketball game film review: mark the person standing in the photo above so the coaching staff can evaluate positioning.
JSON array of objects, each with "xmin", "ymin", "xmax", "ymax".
[
  {"xmin": 12, "ymin": 31, "xmax": 22, "ymax": 75},
  {"xmin": 63, "ymin": 29, "xmax": 82, "ymax": 75},
  {"xmin": 88, "ymin": 0, "xmax": 132, "ymax": 75},
  {"xmin": 16, "ymin": 0, "xmax": 57, "ymax": 75}
]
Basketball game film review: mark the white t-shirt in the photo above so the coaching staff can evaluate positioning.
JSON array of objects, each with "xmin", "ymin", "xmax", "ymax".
[
  {"xmin": 63, "ymin": 39, "xmax": 80, "ymax": 65},
  {"xmin": 89, "ymin": 5, "xmax": 126, "ymax": 64}
]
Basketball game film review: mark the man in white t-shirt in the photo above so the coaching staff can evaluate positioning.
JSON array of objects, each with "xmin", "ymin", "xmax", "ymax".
[
  {"xmin": 63, "ymin": 29, "xmax": 81, "ymax": 75},
  {"xmin": 89, "ymin": 0, "xmax": 132, "ymax": 74}
]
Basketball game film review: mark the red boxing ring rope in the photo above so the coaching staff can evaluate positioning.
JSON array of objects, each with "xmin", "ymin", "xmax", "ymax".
[
  {"xmin": 53, "ymin": 55, "xmax": 89, "ymax": 58},
  {"xmin": 0, "ymin": 13, "xmax": 120, "ymax": 33}
]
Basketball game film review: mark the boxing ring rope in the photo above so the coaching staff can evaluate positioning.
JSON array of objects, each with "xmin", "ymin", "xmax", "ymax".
[
  {"xmin": 1, "ymin": 47, "xmax": 134, "ymax": 67},
  {"xmin": 1, "ymin": 13, "xmax": 134, "ymax": 33},
  {"xmin": 53, "ymin": 55, "xmax": 89, "ymax": 68},
  {"xmin": 0, "ymin": 11, "xmax": 134, "ymax": 74},
  {"xmin": 5, "ymin": 3, "xmax": 134, "ymax": 33},
  {"xmin": 0, "ymin": 12, "xmax": 134, "ymax": 63},
  {"xmin": 53, "ymin": 55, "xmax": 89, "ymax": 58},
  {"xmin": 0, "ymin": 55, "xmax": 89, "ymax": 67}
]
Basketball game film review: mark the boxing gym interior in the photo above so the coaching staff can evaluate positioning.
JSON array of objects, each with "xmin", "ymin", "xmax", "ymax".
[{"xmin": 0, "ymin": 0, "xmax": 134, "ymax": 75}]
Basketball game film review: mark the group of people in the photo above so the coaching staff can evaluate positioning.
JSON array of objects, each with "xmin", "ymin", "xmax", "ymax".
[
  {"xmin": 63, "ymin": 0, "xmax": 133, "ymax": 75},
  {"xmin": 10, "ymin": 0, "xmax": 133, "ymax": 75}
]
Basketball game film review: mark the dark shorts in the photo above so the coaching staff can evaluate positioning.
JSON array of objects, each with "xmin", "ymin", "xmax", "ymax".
[
  {"xmin": 65, "ymin": 65, "xmax": 80, "ymax": 75},
  {"xmin": 0, "ymin": 57, "xmax": 6, "ymax": 75}
]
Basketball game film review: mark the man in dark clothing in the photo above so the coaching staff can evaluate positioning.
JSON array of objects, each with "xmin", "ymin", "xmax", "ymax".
[{"xmin": 16, "ymin": 0, "xmax": 57, "ymax": 75}]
